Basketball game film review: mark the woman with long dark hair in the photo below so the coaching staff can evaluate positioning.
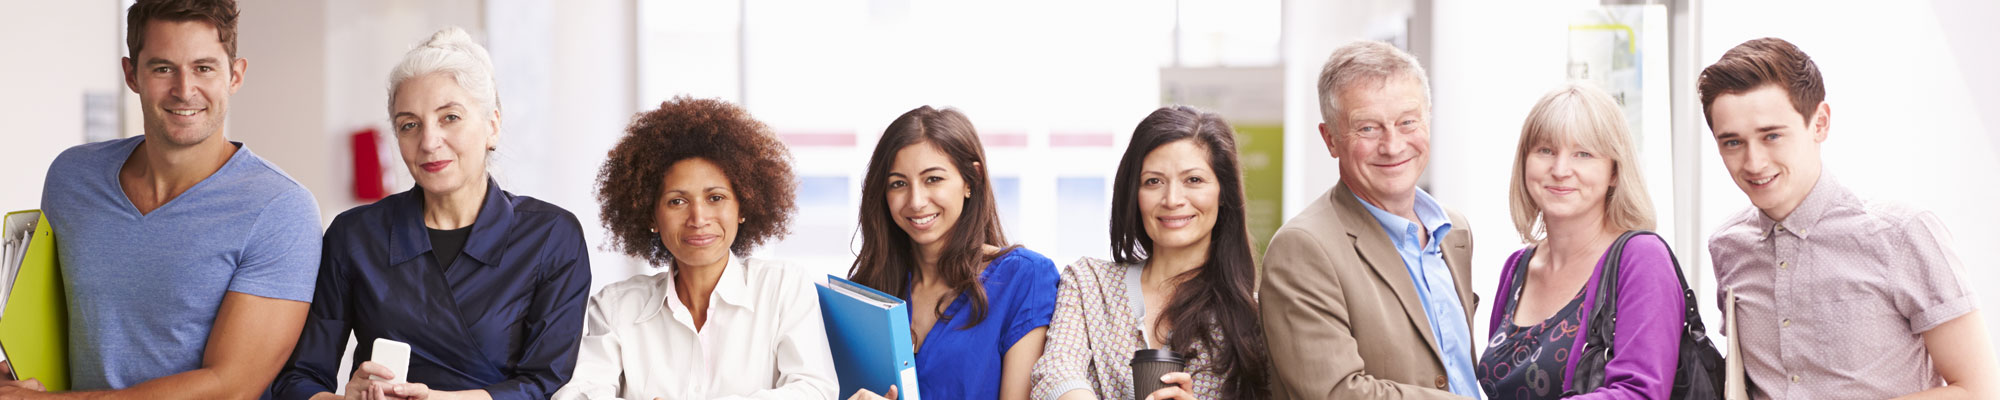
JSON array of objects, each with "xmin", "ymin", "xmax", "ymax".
[
  {"xmin": 846, "ymin": 106, "xmax": 1059, "ymax": 400},
  {"xmin": 1029, "ymin": 106, "xmax": 1269, "ymax": 400}
]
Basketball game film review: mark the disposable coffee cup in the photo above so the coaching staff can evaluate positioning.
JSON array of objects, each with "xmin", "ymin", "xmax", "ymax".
[{"xmin": 1130, "ymin": 349, "xmax": 1187, "ymax": 400}]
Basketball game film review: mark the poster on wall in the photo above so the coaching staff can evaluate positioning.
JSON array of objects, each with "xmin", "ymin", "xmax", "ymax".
[
  {"xmin": 1161, "ymin": 66, "xmax": 1284, "ymax": 259},
  {"xmin": 1567, "ymin": 4, "xmax": 1674, "ymax": 246}
]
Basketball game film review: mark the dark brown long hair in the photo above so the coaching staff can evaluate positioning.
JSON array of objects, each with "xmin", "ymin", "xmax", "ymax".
[
  {"xmin": 850, "ymin": 106, "xmax": 1015, "ymax": 328},
  {"xmin": 1110, "ymin": 106, "xmax": 1269, "ymax": 398}
]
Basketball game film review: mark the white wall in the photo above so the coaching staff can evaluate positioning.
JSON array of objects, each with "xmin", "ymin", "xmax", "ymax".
[
  {"xmin": 231, "ymin": 1, "xmax": 332, "ymax": 222},
  {"xmin": 486, "ymin": 0, "xmax": 645, "ymax": 292},
  {"xmin": 0, "ymin": 0, "xmax": 123, "ymax": 211},
  {"xmin": 1279, "ymin": 0, "xmax": 1418, "ymax": 219},
  {"xmin": 1424, "ymin": 0, "xmax": 1579, "ymax": 344},
  {"xmin": 634, "ymin": 0, "xmax": 1170, "ymax": 279},
  {"xmin": 232, "ymin": 0, "xmax": 484, "ymax": 225}
]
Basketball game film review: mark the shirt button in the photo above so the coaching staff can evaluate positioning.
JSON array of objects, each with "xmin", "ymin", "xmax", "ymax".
[
  {"xmin": 1435, "ymin": 375, "xmax": 1448, "ymax": 389},
  {"xmin": 1791, "ymin": 375, "xmax": 1800, "ymax": 382},
  {"xmin": 1779, "ymin": 261, "xmax": 1789, "ymax": 269},
  {"xmin": 1782, "ymin": 319, "xmax": 1791, "ymax": 327}
]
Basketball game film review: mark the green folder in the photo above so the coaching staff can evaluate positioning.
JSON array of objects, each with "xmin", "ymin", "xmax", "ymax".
[{"xmin": 2, "ymin": 210, "xmax": 68, "ymax": 392}]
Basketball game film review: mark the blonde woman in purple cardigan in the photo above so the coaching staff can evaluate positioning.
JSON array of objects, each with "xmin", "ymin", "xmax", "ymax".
[{"xmin": 1478, "ymin": 82, "xmax": 1683, "ymax": 399}]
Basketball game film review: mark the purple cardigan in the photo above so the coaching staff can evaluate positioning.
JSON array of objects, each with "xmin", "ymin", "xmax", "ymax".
[{"xmin": 1485, "ymin": 235, "xmax": 1684, "ymax": 399}]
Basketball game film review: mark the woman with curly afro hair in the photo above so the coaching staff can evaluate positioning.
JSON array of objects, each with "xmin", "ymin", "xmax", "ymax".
[{"xmin": 553, "ymin": 96, "xmax": 838, "ymax": 400}]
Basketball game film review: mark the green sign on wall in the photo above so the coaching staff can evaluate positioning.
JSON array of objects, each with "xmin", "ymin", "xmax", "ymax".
[{"xmin": 1234, "ymin": 124, "xmax": 1283, "ymax": 261}]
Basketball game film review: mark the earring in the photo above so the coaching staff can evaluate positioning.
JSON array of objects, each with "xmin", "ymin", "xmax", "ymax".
[
  {"xmin": 648, "ymin": 227, "xmax": 657, "ymax": 233},
  {"xmin": 739, "ymin": 217, "xmax": 746, "ymax": 223}
]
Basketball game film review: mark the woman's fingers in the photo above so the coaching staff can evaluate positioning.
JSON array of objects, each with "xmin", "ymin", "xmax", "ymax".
[
  {"xmin": 351, "ymin": 360, "xmax": 398, "ymax": 383},
  {"xmin": 846, "ymin": 386, "xmax": 898, "ymax": 400},
  {"xmin": 1162, "ymin": 371, "xmax": 1194, "ymax": 390},
  {"xmin": 1144, "ymin": 386, "xmax": 1193, "ymax": 400}
]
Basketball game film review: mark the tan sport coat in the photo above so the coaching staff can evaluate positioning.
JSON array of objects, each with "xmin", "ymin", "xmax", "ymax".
[{"xmin": 1261, "ymin": 183, "xmax": 1479, "ymax": 399}]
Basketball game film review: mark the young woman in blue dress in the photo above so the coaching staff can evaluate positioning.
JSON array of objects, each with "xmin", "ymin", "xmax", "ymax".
[{"xmin": 846, "ymin": 106, "xmax": 1060, "ymax": 400}]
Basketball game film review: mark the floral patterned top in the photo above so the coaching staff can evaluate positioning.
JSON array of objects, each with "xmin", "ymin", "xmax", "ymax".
[
  {"xmin": 1029, "ymin": 257, "xmax": 1227, "ymax": 400},
  {"xmin": 1477, "ymin": 287, "xmax": 1586, "ymax": 400}
]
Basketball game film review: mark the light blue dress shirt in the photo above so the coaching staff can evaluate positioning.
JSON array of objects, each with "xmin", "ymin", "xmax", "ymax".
[{"xmin": 1353, "ymin": 189, "xmax": 1480, "ymax": 398}]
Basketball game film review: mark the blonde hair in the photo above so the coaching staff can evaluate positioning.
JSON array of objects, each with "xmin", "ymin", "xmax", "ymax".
[
  {"xmin": 388, "ymin": 26, "xmax": 500, "ymax": 117},
  {"xmin": 1508, "ymin": 82, "xmax": 1654, "ymax": 243},
  {"xmin": 1316, "ymin": 41, "xmax": 1430, "ymax": 127}
]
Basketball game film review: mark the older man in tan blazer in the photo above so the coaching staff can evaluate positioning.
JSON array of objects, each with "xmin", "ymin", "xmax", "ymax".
[{"xmin": 1261, "ymin": 41, "xmax": 1480, "ymax": 399}]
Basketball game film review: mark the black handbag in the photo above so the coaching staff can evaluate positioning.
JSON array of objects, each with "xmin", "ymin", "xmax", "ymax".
[{"xmin": 1565, "ymin": 230, "xmax": 1725, "ymax": 399}]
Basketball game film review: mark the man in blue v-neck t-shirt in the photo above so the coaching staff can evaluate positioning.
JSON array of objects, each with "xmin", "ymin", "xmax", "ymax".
[{"xmin": 0, "ymin": 1, "xmax": 321, "ymax": 399}]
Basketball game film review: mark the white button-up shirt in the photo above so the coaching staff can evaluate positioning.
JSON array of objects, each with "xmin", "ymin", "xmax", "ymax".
[{"xmin": 553, "ymin": 256, "xmax": 838, "ymax": 400}]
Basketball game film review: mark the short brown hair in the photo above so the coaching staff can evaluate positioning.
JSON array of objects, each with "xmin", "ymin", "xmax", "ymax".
[
  {"xmin": 1698, "ymin": 37, "xmax": 1824, "ymax": 127},
  {"xmin": 595, "ymin": 96, "xmax": 798, "ymax": 266},
  {"xmin": 127, "ymin": 0, "xmax": 241, "ymax": 61}
]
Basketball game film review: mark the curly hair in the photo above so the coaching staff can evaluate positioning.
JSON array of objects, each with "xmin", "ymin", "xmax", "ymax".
[{"xmin": 596, "ymin": 96, "xmax": 797, "ymax": 266}]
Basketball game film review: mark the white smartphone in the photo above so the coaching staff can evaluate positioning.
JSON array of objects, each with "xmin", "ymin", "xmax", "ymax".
[{"xmin": 369, "ymin": 338, "xmax": 411, "ymax": 383}]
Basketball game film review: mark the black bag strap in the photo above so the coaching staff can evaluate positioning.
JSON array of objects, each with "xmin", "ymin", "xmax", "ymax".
[
  {"xmin": 1503, "ymin": 246, "xmax": 1538, "ymax": 319},
  {"xmin": 1582, "ymin": 231, "xmax": 1643, "ymax": 361},
  {"xmin": 1578, "ymin": 230, "xmax": 1710, "ymax": 390},
  {"xmin": 1596, "ymin": 231, "xmax": 1707, "ymax": 341}
]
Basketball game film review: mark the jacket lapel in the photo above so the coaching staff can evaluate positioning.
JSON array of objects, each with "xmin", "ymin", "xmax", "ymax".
[
  {"xmin": 1330, "ymin": 185, "xmax": 1446, "ymax": 364},
  {"xmin": 1442, "ymin": 215, "xmax": 1477, "ymax": 324},
  {"xmin": 382, "ymin": 191, "xmax": 488, "ymax": 374}
]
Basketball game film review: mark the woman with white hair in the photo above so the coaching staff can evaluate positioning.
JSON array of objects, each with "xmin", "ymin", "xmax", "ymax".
[
  {"xmin": 1475, "ymin": 82, "xmax": 1690, "ymax": 399},
  {"xmin": 270, "ymin": 26, "xmax": 591, "ymax": 400}
]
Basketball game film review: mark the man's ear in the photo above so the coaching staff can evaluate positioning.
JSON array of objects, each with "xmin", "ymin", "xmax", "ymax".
[
  {"xmin": 227, "ymin": 57, "xmax": 248, "ymax": 94},
  {"xmin": 1809, "ymin": 101, "xmax": 1831, "ymax": 143},
  {"xmin": 1319, "ymin": 122, "xmax": 1341, "ymax": 159},
  {"xmin": 122, "ymin": 57, "xmax": 139, "ymax": 93}
]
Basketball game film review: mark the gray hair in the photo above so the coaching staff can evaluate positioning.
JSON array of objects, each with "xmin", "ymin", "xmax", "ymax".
[
  {"xmin": 388, "ymin": 26, "xmax": 500, "ymax": 118},
  {"xmin": 1316, "ymin": 41, "xmax": 1431, "ymax": 126}
]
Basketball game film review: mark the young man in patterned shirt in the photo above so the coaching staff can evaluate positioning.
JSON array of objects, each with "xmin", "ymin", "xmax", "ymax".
[{"xmin": 1701, "ymin": 37, "xmax": 1999, "ymax": 399}]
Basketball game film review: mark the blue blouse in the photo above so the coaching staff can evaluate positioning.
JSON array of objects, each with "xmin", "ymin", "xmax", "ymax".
[
  {"xmin": 270, "ymin": 179, "xmax": 591, "ymax": 400},
  {"xmin": 905, "ymin": 247, "xmax": 1059, "ymax": 399}
]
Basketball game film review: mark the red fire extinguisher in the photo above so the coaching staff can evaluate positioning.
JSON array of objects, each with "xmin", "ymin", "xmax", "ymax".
[{"xmin": 351, "ymin": 128, "xmax": 388, "ymax": 201}]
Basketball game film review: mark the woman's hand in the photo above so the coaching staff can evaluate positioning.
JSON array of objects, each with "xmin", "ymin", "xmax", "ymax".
[
  {"xmin": 342, "ymin": 361, "xmax": 403, "ymax": 400},
  {"xmin": 386, "ymin": 382, "xmax": 434, "ymax": 400},
  {"xmin": 1142, "ymin": 372, "xmax": 1195, "ymax": 400},
  {"xmin": 847, "ymin": 385, "xmax": 899, "ymax": 400}
]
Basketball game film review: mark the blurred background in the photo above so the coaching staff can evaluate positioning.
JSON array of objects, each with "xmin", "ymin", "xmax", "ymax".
[{"xmin": 5, "ymin": 0, "xmax": 1997, "ymax": 369}]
